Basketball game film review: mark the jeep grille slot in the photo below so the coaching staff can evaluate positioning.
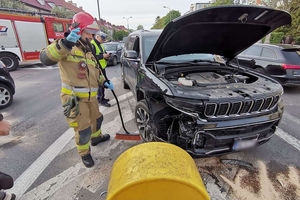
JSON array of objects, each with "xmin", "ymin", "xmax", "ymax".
[
  {"xmin": 205, "ymin": 103, "xmax": 217, "ymax": 116},
  {"xmin": 261, "ymin": 97, "xmax": 273, "ymax": 110},
  {"xmin": 229, "ymin": 102, "xmax": 242, "ymax": 115},
  {"xmin": 251, "ymin": 99, "xmax": 264, "ymax": 112},
  {"xmin": 204, "ymin": 96, "xmax": 279, "ymax": 118},
  {"xmin": 217, "ymin": 103, "xmax": 230, "ymax": 116}
]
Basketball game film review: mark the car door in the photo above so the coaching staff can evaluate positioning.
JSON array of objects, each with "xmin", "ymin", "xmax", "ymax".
[
  {"xmin": 127, "ymin": 36, "xmax": 141, "ymax": 89},
  {"xmin": 122, "ymin": 36, "xmax": 136, "ymax": 89},
  {"xmin": 116, "ymin": 43, "xmax": 122, "ymax": 62}
]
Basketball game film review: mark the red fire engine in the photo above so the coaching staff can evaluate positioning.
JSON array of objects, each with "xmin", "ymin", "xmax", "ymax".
[{"xmin": 0, "ymin": 12, "xmax": 72, "ymax": 71}]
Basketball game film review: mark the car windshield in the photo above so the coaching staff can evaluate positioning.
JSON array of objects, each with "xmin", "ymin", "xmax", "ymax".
[
  {"xmin": 103, "ymin": 43, "xmax": 118, "ymax": 51},
  {"xmin": 142, "ymin": 34, "xmax": 216, "ymax": 63}
]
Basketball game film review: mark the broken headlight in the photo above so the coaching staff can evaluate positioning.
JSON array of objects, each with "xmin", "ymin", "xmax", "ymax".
[{"xmin": 164, "ymin": 96, "xmax": 204, "ymax": 117}]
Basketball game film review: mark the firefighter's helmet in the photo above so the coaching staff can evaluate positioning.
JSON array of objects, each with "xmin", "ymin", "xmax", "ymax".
[{"xmin": 70, "ymin": 12, "xmax": 99, "ymax": 35}]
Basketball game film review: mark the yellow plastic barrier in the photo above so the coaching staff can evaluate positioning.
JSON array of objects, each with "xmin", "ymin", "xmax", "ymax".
[{"xmin": 107, "ymin": 142, "xmax": 210, "ymax": 200}]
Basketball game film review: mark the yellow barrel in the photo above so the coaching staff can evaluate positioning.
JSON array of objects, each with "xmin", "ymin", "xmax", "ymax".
[{"xmin": 107, "ymin": 142, "xmax": 210, "ymax": 200}]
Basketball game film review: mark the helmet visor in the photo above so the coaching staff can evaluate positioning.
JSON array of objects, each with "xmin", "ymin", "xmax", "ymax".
[{"xmin": 84, "ymin": 20, "xmax": 99, "ymax": 34}]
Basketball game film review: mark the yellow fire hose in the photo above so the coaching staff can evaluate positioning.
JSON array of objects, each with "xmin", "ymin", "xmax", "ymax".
[{"xmin": 107, "ymin": 142, "xmax": 210, "ymax": 200}]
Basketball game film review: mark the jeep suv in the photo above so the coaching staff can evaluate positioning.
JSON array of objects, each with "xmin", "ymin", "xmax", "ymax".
[{"xmin": 121, "ymin": 6, "xmax": 290, "ymax": 156}]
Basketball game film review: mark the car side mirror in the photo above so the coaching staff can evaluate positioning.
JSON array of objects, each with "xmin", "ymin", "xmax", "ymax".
[{"xmin": 125, "ymin": 50, "xmax": 138, "ymax": 59}]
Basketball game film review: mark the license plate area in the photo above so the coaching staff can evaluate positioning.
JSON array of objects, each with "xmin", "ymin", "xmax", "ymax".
[{"xmin": 232, "ymin": 138, "xmax": 257, "ymax": 151}]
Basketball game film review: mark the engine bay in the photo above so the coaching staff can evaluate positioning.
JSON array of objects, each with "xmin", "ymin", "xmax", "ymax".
[{"xmin": 165, "ymin": 70, "xmax": 258, "ymax": 87}]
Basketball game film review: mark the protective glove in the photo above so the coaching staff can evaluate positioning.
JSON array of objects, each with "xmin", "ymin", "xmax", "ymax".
[
  {"xmin": 63, "ymin": 95, "xmax": 80, "ymax": 118},
  {"xmin": 104, "ymin": 80, "xmax": 114, "ymax": 90},
  {"xmin": 66, "ymin": 28, "xmax": 81, "ymax": 43}
]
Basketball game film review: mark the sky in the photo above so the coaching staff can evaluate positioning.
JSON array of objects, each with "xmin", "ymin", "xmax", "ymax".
[{"xmin": 71, "ymin": 0, "xmax": 202, "ymax": 30}]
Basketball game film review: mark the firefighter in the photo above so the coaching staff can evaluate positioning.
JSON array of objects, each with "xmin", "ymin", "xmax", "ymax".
[
  {"xmin": 40, "ymin": 12, "xmax": 113, "ymax": 168},
  {"xmin": 91, "ymin": 31, "xmax": 111, "ymax": 107}
]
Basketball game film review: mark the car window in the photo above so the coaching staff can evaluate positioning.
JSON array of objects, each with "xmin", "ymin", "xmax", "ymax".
[
  {"xmin": 244, "ymin": 46, "xmax": 262, "ymax": 57},
  {"xmin": 261, "ymin": 48, "xmax": 276, "ymax": 59},
  {"xmin": 126, "ymin": 36, "xmax": 136, "ymax": 50},
  {"xmin": 281, "ymin": 50, "xmax": 300, "ymax": 65},
  {"xmin": 52, "ymin": 22, "xmax": 64, "ymax": 32},
  {"xmin": 103, "ymin": 43, "xmax": 118, "ymax": 51},
  {"xmin": 133, "ymin": 37, "xmax": 140, "ymax": 57},
  {"xmin": 142, "ymin": 35, "xmax": 159, "ymax": 62}
]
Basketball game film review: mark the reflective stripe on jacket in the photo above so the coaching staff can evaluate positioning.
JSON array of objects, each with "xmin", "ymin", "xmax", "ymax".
[{"xmin": 91, "ymin": 39, "xmax": 107, "ymax": 69}]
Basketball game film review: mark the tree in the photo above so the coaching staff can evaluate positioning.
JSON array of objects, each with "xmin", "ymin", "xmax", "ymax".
[
  {"xmin": 0, "ymin": 0, "xmax": 26, "ymax": 10},
  {"xmin": 151, "ymin": 10, "xmax": 181, "ymax": 29},
  {"xmin": 137, "ymin": 25, "xmax": 144, "ymax": 30},
  {"xmin": 211, "ymin": 0, "xmax": 233, "ymax": 6},
  {"xmin": 51, "ymin": 6, "xmax": 75, "ymax": 19},
  {"xmin": 259, "ymin": 0, "xmax": 300, "ymax": 44},
  {"xmin": 112, "ymin": 30, "xmax": 129, "ymax": 41}
]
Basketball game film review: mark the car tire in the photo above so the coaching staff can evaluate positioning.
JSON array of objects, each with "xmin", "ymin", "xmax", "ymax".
[
  {"xmin": 135, "ymin": 100, "xmax": 155, "ymax": 142},
  {"xmin": 0, "ymin": 84, "xmax": 13, "ymax": 109},
  {"xmin": 122, "ymin": 67, "xmax": 129, "ymax": 89},
  {"xmin": 0, "ymin": 53, "xmax": 19, "ymax": 72},
  {"xmin": 112, "ymin": 56, "xmax": 118, "ymax": 66}
]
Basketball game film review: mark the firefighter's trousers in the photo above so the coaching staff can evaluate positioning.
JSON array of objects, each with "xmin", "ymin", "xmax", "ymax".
[{"xmin": 61, "ymin": 94, "xmax": 103, "ymax": 156}]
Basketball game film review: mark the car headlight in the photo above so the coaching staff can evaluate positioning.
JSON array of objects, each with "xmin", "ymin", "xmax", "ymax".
[{"xmin": 164, "ymin": 95, "xmax": 204, "ymax": 116}]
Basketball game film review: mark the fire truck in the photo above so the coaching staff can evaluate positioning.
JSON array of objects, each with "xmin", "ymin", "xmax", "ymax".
[{"xmin": 0, "ymin": 12, "xmax": 72, "ymax": 71}]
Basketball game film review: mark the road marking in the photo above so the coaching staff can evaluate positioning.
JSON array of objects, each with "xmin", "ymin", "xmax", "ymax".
[
  {"xmin": 11, "ymin": 94, "xmax": 136, "ymax": 199},
  {"xmin": 276, "ymin": 128, "xmax": 300, "ymax": 152},
  {"xmin": 8, "ymin": 128, "xmax": 74, "ymax": 198},
  {"xmin": 21, "ymin": 102, "xmax": 136, "ymax": 200}
]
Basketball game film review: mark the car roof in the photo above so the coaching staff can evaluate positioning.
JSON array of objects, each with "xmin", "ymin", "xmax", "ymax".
[{"xmin": 129, "ymin": 29, "xmax": 162, "ymax": 37}]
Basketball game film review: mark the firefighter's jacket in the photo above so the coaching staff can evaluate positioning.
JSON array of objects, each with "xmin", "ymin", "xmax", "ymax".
[{"xmin": 40, "ymin": 39, "xmax": 105, "ymax": 102}]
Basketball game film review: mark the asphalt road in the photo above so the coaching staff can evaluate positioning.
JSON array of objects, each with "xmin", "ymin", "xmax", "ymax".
[{"xmin": 0, "ymin": 63, "xmax": 300, "ymax": 200}]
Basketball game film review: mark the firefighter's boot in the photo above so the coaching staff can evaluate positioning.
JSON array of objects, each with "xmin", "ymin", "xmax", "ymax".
[
  {"xmin": 91, "ymin": 134, "xmax": 110, "ymax": 146},
  {"xmin": 81, "ymin": 154, "xmax": 94, "ymax": 168}
]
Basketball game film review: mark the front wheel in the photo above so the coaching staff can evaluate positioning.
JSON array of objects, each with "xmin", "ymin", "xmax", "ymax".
[
  {"xmin": 0, "ymin": 84, "xmax": 13, "ymax": 109},
  {"xmin": 135, "ymin": 100, "xmax": 155, "ymax": 142}
]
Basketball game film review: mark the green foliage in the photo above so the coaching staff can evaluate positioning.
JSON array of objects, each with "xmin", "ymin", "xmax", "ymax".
[
  {"xmin": 137, "ymin": 25, "xmax": 144, "ymax": 30},
  {"xmin": 211, "ymin": 0, "xmax": 233, "ymax": 6},
  {"xmin": 270, "ymin": 32, "xmax": 284, "ymax": 44},
  {"xmin": 51, "ymin": 6, "xmax": 75, "ymax": 19},
  {"xmin": 264, "ymin": 0, "xmax": 300, "ymax": 43},
  {"xmin": 113, "ymin": 30, "xmax": 129, "ymax": 41},
  {"xmin": 262, "ymin": 36, "xmax": 266, "ymax": 43},
  {"xmin": 0, "ymin": 0, "xmax": 26, "ymax": 10},
  {"xmin": 151, "ymin": 10, "xmax": 181, "ymax": 29}
]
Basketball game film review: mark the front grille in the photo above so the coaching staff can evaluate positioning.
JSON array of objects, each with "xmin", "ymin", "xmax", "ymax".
[{"xmin": 204, "ymin": 96, "xmax": 279, "ymax": 118}]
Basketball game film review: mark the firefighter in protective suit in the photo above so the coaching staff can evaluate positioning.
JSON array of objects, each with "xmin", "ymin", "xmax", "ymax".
[{"xmin": 40, "ymin": 12, "xmax": 113, "ymax": 168}]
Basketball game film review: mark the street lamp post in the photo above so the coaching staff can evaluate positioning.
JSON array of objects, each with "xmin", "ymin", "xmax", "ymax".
[
  {"xmin": 97, "ymin": 0, "xmax": 101, "ymax": 20},
  {"xmin": 123, "ymin": 16, "xmax": 132, "ymax": 30},
  {"xmin": 163, "ymin": 6, "xmax": 171, "ymax": 23}
]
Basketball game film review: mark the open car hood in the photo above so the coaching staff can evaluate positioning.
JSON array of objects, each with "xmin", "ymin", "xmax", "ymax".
[{"xmin": 146, "ymin": 5, "xmax": 291, "ymax": 63}]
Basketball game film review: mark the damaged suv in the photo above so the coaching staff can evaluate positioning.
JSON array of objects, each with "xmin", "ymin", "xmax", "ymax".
[{"xmin": 121, "ymin": 6, "xmax": 291, "ymax": 156}]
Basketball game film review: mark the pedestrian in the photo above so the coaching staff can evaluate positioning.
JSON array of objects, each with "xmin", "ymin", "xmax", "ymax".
[
  {"xmin": 40, "ymin": 12, "xmax": 113, "ymax": 168},
  {"xmin": 91, "ymin": 31, "xmax": 111, "ymax": 107},
  {"xmin": 0, "ymin": 113, "xmax": 16, "ymax": 200}
]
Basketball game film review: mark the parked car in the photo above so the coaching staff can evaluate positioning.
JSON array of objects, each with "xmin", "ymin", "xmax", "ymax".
[
  {"xmin": 102, "ymin": 42, "xmax": 123, "ymax": 66},
  {"xmin": 0, "ymin": 61, "xmax": 15, "ymax": 109},
  {"xmin": 121, "ymin": 6, "xmax": 291, "ymax": 157},
  {"xmin": 236, "ymin": 43, "xmax": 300, "ymax": 86}
]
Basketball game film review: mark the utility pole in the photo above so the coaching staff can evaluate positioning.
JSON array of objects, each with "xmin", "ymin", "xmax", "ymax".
[
  {"xmin": 123, "ymin": 16, "xmax": 132, "ymax": 30},
  {"xmin": 97, "ymin": 0, "xmax": 101, "ymax": 21}
]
